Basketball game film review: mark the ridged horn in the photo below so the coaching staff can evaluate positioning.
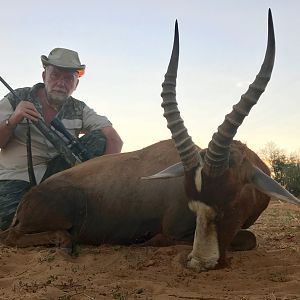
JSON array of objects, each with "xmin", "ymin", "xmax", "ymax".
[
  {"xmin": 161, "ymin": 20, "xmax": 202, "ymax": 171},
  {"xmin": 204, "ymin": 9, "xmax": 275, "ymax": 177}
]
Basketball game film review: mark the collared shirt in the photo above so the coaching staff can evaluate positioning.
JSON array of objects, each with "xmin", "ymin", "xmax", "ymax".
[{"xmin": 0, "ymin": 83, "xmax": 112, "ymax": 183}]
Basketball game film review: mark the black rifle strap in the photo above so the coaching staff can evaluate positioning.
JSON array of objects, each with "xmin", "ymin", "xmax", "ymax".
[
  {"xmin": 2, "ymin": 85, "xmax": 37, "ymax": 187},
  {"xmin": 25, "ymin": 119, "xmax": 37, "ymax": 186}
]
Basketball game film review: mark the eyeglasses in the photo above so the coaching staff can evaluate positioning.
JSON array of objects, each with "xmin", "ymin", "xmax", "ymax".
[{"xmin": 48, "ymin": 69, "xmax": 79, "ymax": 85}]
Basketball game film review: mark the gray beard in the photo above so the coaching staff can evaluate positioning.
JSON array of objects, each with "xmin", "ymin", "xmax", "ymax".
[{"xmin": 46, "ymin": 91, "xmax": 69, "ymax": 107}]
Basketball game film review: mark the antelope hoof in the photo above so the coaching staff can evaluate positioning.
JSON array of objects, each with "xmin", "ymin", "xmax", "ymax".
[
  {"xmin": 63, "ymin": 244, "xmax": 80, "ymax": 258},
  {"xmin": 230, "ymin": 230, "xmax": 257, "ymax": 251},
  {"xmin": 187, "ymin": 253, "xmax": 218, "ymax": 272}
]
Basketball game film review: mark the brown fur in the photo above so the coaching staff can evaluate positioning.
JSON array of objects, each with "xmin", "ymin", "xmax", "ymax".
[
  {"xmin": 1, "ymin": 140, "xmax": 195, "ymax": 247},
  {"xmin": 0, "ymin": 139, "xmax": 270, "ymax": 269},
  {"xmin": 185, "ymin": 140, "xmax": 270, "ymax": 265}
]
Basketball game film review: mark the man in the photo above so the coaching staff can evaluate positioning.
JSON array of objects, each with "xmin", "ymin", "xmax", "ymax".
[{"xmin": 0, "ymin": 47, "xmax": 123, "ymax": 230}]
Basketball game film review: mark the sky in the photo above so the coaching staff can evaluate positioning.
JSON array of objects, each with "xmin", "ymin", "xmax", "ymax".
[{"xmin": 0, "ymin": 0, "xmax": 299, "ymax": 154}]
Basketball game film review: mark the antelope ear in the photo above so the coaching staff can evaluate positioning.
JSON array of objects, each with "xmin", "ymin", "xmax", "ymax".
[
  {"xmin": 141, "ymin": 162, "xmax": 184, "ymax": 180},
  {"xmin": 251, "ymin": 166, "xmax": 300, "ymax": 206}
]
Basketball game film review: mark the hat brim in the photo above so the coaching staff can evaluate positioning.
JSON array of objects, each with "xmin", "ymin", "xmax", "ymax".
[{"xmin": 41, "ymin": 55, "xmax": 86, "ymax": 71}]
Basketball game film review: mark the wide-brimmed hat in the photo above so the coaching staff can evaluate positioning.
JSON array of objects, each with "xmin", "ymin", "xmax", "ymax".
[{"xmin": 41, "ymin": 48, "xmax": 86, "ymax": 76}]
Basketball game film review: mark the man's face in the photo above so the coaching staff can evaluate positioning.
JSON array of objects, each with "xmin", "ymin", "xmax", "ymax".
[{"xmin": 43, "ymin": 65, "xmax": 79, "ymax": 105}]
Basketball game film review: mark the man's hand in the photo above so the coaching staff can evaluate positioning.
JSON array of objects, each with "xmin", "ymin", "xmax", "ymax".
[
  {"xmin": 9, "ymin": 101, "xmax": 40, "ymax": 126},
  {"xmin": 0, "ymin": 101, "xmax": 41, "ymax": 148}
]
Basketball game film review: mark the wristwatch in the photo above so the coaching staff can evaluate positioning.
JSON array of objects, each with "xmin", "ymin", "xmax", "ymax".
[{"xmin": 5, "ymin": 118, "xmax": 16, "ymax": 129}]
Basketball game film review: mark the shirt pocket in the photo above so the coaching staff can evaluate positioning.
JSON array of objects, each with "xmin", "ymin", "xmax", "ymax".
[{"xmin": 61, "ymin": 119, "xmax": 83, "ymax": 137}]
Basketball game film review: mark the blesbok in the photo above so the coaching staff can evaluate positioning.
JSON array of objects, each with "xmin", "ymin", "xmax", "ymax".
[
  {"xmin": 145, "ymin": 9, "xmax": 300, "ymax": 271},
  {"xmin": 0, "ymin": 10, "xmax": 299, "ymax": 272}
]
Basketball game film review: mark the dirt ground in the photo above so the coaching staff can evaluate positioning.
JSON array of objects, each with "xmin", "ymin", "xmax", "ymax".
[{"xmin": 0, "ymin": 199, "xmax": 299, "ymax": 300}]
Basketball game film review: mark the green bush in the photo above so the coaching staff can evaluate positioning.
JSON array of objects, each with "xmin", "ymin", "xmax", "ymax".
[{"xmin": 259, "ymin": 142, "xmax": 300, "ymax": 197}]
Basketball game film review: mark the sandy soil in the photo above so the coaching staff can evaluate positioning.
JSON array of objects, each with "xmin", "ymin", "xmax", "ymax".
[{"xmin": 0, "ymin": 200, "xmax": 299, "ymax": 300}]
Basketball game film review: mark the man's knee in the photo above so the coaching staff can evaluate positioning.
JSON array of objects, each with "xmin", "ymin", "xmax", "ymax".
[
  {"xmin": 0, "ymin": 180, "xmax": 30, "ymax": 230},
  {"xmin": 79, "ymin": 130, "xmax": 107, "ymax": 159},
  {"xmin": 42, "ymin": 130, "xmax": 107, "ymax": 181}
]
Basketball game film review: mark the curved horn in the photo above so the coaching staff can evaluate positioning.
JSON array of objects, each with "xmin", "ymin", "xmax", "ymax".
[
  {"xmin": 204, "ymin": 9, "xmax": 275, "ymax": 177},
  {"xmin": 161, "ymin": 20, "xmax": 201, "ymax": 171}
]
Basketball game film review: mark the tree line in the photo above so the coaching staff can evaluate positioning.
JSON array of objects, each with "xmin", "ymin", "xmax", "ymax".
[{"xmin": 259, "ymin": 142, "xmax": 300, "ymax": 197}]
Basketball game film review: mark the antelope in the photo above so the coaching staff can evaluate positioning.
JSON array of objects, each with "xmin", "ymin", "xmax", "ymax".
[
  {"xmin": 145, "ymin": 9, "xmax": 300, "ymax": 271},
  {"xmin": 0, "ymin": 9, "xmax": 299, "ymax": 272}
]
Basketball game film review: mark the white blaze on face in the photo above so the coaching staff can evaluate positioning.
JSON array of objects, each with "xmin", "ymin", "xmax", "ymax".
[
  {"xmin": 188, "ymin": 201, "xmax": 219, "ymax": 271},
  {"xmin": 194, "ymin": 165, "xmax": 203, "ymax": 192}
]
